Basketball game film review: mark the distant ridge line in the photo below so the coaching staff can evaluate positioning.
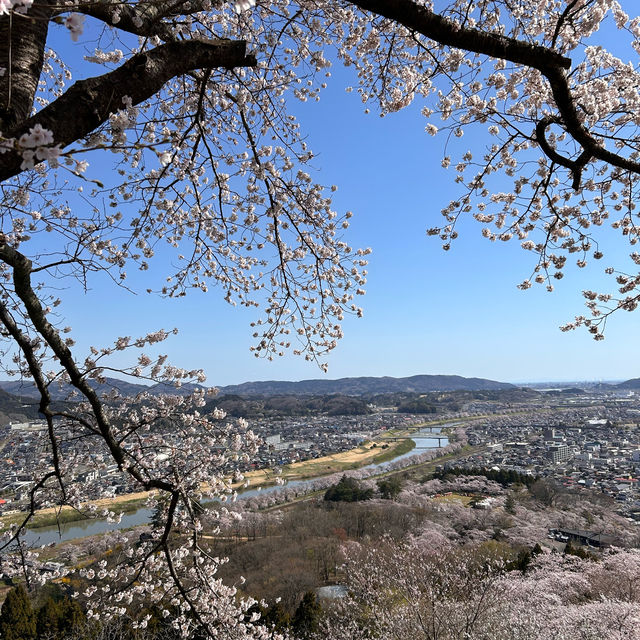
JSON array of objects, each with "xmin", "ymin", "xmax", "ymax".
[
  {"xmin": 0, "ymin": 373, "xmax": 514, "ymax": 400},
  {"xmin": 216, "ymin": 373, "xmax": 514, "ymax": 396}
]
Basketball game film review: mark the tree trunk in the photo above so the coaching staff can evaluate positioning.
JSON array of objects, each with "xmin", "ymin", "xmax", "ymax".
[{"xmin": 0, "ymin": 1, "xmax": 52, "ymax": 131}]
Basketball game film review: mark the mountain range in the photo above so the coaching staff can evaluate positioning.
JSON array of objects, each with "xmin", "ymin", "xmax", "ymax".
[
  {"xmin": 4, "ymin": 372, "xmax": 640, "ymax": 401},
  {"xmin": 614, "ymin": 377, "xmax": 640, "ymax": 390},
  {"xmin": 0, "ymin": 373, "xmax": 514, "ymax": 401},
  {"xmin": 216, "ymin": 374, "xmax": 514, "ymax": 396},
  {"xmin": 0, "ymin": 378, "xmax": 201, "ymax": 402},
  {"xmin": 0, "ymin": 387, "xmax": 41, "ymax": 425}
]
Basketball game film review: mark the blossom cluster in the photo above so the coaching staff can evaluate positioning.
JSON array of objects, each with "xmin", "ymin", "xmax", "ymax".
[
  {"xmin": 64, "ymin": 13, "xmax": 85, "ymax": 41},
  {"xmin": 233, "ymin": 0, "xmax": 256, "ymax": 12},
  {"xmin": 0, "ymin": 0, "xmax": 31, "ymax": 15},
  {"xmin": 17, "ymin": 124, "xmax": 60, "ymax": 170},
  {"xmin": 328, "ymin": 540, "xmax": 640, "ymax": 640}
]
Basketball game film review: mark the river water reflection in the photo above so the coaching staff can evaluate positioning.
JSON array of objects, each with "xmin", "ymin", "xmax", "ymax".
[{"xmin": 21, "ymin": 425, "xmax": 451, "ymax": 546}]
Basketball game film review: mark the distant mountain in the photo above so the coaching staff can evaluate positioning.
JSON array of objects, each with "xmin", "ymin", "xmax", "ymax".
[
  {"xmin": 0, "ymin": 387, "xmax": 41, "ymax": 425},
  {"xmin": 542, "ymin": 387, "xmax": 589, "ymax": 396},
  {"xmin": 0, "ymin": 380, "xmax": 39, "ymax": 398},
  {"xmin": 0, "ymin": 373, "xmax": 513, "ymax": 401},
  {"xmin": 217, "ymin": 374, "xmax": 514, "ymax": 396},
  {"xmin": 616, "ymin": 378, "xmax": 640, "ymax": 390},
  {"xmin": 204, "ymin": 393, "xmax": 372, "ymax": 418},
  {"xmin": 0, "ymin": 378, "xmax": 204, "ymax": 401}
]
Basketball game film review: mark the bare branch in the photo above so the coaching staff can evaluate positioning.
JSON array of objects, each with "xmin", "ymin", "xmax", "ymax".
[
  {"xmin": 0, "ymin": 240, "xmax": 174, "ymax": 494},
  {"xmin": 70, "ymin": 0, "xmax": 208, "ymax": 40}
]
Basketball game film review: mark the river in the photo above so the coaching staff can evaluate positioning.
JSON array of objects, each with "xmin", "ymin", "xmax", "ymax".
[{"xmin": 20, "ymin": 424, "xmax": 451, "ymax": 546}]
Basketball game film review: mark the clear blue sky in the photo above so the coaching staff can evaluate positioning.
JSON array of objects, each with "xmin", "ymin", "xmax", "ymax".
[{"xmin": 49, "ymin": 16, "xmax": 640, "ymax": 387}]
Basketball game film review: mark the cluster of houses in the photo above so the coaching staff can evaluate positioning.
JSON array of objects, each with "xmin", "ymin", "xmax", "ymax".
[
  {"xmin": 4, "ymin": 386, "xmax": 640, "ymax": 525},
  {"xmin": 461, "ymin": 404, "xmax": 640, "ymax": 523},
  {"xmin": 247, "ymin": 412, "xmax": 417, "ymax": 468},
  {"xmin": 0, "ymin": 412, "xmax": 419, "ymax": 511},
  {"xmin": 0, "ymin": 418, "xmax": 135, "ymax": 510}
]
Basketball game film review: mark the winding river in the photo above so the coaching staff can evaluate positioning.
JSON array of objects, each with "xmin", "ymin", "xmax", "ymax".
[{"xmin": 20, "ymin": 425, "xmax": 451, "ymax": 546}]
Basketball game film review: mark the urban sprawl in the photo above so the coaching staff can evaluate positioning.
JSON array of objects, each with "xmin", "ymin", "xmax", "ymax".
[{"xmin": 1, "ymin": 387, "xmax": 640, "ymax": 527}]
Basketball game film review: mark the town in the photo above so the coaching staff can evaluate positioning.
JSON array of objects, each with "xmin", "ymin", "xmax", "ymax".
[{"xmin": 1, "ymin": 385, "xmax": 640, "ymax": 527}]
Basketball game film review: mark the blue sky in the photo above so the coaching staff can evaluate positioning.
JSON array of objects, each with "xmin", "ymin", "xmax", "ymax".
[{"xmin": 46, "ymin": 14, "xmax": 640, "ymax": 387}]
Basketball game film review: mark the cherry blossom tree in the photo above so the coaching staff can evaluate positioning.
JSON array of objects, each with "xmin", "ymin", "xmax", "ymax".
[
  {"xmin": 325, "ymin": 541, "xmax": 640, "ymax": 640},
  {"xmin": 2, "ymin": 0, "xmax": 640, "ymax": 637}
]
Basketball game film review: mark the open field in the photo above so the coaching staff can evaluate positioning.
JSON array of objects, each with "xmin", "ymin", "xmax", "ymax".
[{"xmin": 432, "ymin": 492, "xmax": 474, "ymax": 506}]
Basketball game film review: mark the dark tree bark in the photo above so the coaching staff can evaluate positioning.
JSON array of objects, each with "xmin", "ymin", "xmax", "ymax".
[
  {"xmin": 0, "ymin": 39, "xmax": 256, "ymax": 181},
  {"xmin": 0, "ymin": 0, "xmax": 53, "ymax": 130}
]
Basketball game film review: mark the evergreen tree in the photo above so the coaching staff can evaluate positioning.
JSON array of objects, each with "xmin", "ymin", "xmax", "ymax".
[
  {"xmin": 262, "ymin": 601, "xmax": 290, "ymax": 633},
  {"xmin": 504, "ymin": 493, "xmax": 516, "ymax": 515},
  {"xmin": 36, "ymin": 598, "xmax": 61, "ymax": 639},
  {"xmin": 58, "ymin": 598, "xmax": 86, "ymax": 638},
  {"xmin": 377, "ymin": 476, "xmax": 404, "ymax": 500},
  {"xmin": 292, "ymin": 592, "xmax": 322, "ymax": 639},
  {"xmin": 324, "ymin": 476, "xmax": 374, "ymax": 502},
  {"xmin": 35, "ymin": 594, "xmax": 85, "ymax": 640},
  {"xmin": 0, "ymin": 585, "xmax": 36, "ymax": 640},
  {"xmin": 564, "ymin": 542, "xmax": 593, "ymax": 560}
]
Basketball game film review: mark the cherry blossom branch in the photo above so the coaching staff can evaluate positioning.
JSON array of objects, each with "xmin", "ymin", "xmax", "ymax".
[
  {"xmin": 0, "ymin": 39, "xmax": 256, "ymax": 182},
  {"xmin": 535, "ymin": 115, "xmax": 592, "ymax": 190},
  {"xmin": 0, "ymin": 239, "xmax": 175, "ymax": 494},
  {"xmin": 551, "ymin": 0, "xmax": 583, "ymax": 48},
  {"xmin": 352, "ymin": 0, "xmax": 640, "ymax": 182},
  {"xmin": 351, "ymin": 0, "xmax": 571, "ymax": 70},
  {"xmin": 67, "ymin": 0, "xmax": 205, "ymax": 40}
]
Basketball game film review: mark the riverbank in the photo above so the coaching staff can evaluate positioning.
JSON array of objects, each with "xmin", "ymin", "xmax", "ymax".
[
  {"xmin": 0, "ymin": 427, "xmax": 420, "ymax": 531},
  {"xmin": 261, "ymin": 443, "xmax": 483, "ymax": 512},
  {"xmin": 0, "ymin": 492, "xmax": 151, "ymax": 530},
  {"xmin": 238, "ymin": 430, "xmax": 418, "ymax": 488},
  {"xmin": 12, "ymin": 425, "xmax": 456, "ymax": 545}
]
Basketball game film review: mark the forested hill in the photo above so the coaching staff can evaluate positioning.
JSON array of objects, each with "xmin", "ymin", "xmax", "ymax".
[
  {"xmin": 0, "ymin": 378, "xmax": 187, "ymax": 402},
  {"xmin": 0, "ymin": 373, "xmax": 513, "ymax": 401},
  {"xmin": 217, "ymin": 374, "xmax": 514, "ymax": 396},
  {"xmin": 0, "ymin": 388, "xmax": 41, "ymax": 425},
  {"xmin": 617, "ymin": 377, "xmax": 640, "ymax": 389}
]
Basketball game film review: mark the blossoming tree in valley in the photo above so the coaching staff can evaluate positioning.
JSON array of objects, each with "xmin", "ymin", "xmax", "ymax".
[
  {"xmin": 1, "ymin": 0, "xmax": 640, "ymax": 637},
  {"xmin": 325, "ymin": 539, "xmax": 640, "ymax": 640}
]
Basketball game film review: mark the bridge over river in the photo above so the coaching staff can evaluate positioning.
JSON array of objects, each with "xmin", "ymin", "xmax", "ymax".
[{"xmin": 383, "ymin": 423, "xmax": 459, "ymax": 448}]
